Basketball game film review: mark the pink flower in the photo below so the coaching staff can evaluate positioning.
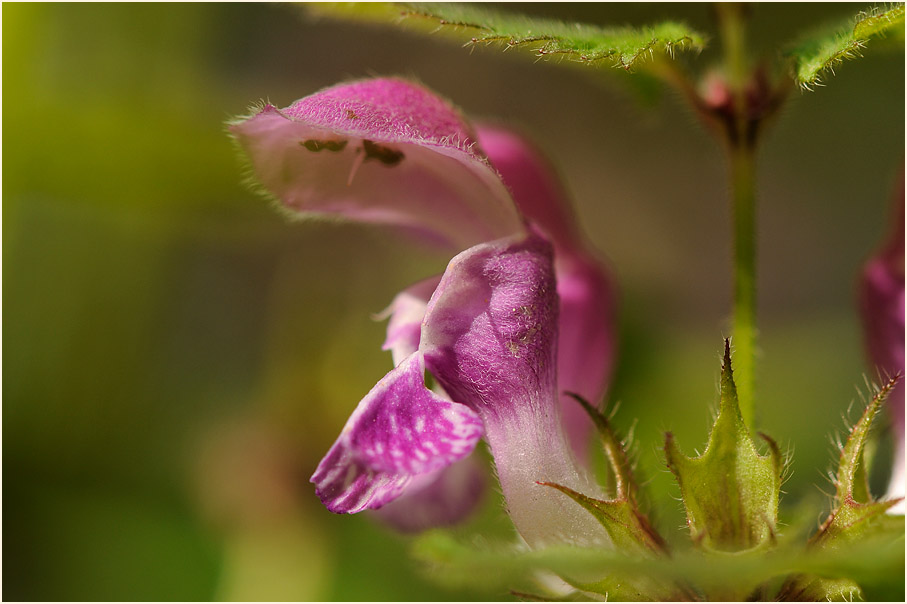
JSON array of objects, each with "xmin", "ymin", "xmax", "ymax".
[{"xmin": 231, "ymin": 78, "xmax": 616, "ymax": 544}]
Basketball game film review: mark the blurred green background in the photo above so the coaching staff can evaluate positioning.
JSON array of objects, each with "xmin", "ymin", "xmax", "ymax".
[{"xmin": 3, "ymin": 3, "xmax": 903, "ymax": 601}]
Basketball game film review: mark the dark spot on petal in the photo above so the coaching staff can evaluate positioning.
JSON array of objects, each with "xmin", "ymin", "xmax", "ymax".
[
  {"xmin": 301, "ymin": 139, "xmax": 348, "ymax": 152},
  {"xmin": 363, "ymin": 140, "xmax": 404, "ymax": 166},
  {"xmin": 346, "ymin": 109, "xmax": 358, "ymax": 120}
]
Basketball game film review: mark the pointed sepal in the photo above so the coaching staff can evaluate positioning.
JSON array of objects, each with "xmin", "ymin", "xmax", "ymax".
[
  {"xmin": 566, "ymin": 393, "xmax": 641, "ymax": 504},
  {"xmin": 818, "ymin": 376, "xmax": 903, "ymax": 532},
  {"xmin": 535, "ymin": 483, "xmax": 691, "ymax": 600},
  {"xmin": 664, "ymin": 340, "xmax": 784, "ymax": 553},
  {"xmin": 542, "ymin": 393, "xmax": 666, "ymax": 554},
  {"xmin": 778, "ymin": 375, "xmax": 904, "ymax": 601},
  {"xmin": 538, "ymin": 395, "xmax": 697, "ymax": 600},
  {"xmin": 815, "ymin": 375, "xmax": 904, "ymax": 547},
  {"xmin": 828, "ymin": 375, "xmax": 901, "ymax": 545},
  {"xmin": 538, "ymin": 482, "xmax": 665, "ymax": 557}
]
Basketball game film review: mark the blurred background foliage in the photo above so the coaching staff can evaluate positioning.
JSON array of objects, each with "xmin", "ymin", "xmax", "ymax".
[{"xmin": 2, "ymin": 3, "xmax": 903, "ymax": 601}]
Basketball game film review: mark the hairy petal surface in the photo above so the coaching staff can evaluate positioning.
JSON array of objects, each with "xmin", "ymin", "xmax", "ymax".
[
  {"xmin": 478, "ymin": 124, "xmax": 617, "ymax": 458},
  {"xmin": 311, "ymin": 354, "xmax": 483, "ymax": 513},
  {"xmin": 860, "ymin": 174, "xmax": 905, "ymax": 513},
  {"xmin": 231, "ymin": 78, "xmax": 523, "ymax": 249},
  {"xmin": 421, "ymin": 234, "xmax": 609, "ymax": 547}
]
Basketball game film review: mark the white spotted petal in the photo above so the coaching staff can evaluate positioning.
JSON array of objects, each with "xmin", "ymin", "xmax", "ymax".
[{"xmin": 311, "ymin": 353, "xmax": 483, "ymax": 513}]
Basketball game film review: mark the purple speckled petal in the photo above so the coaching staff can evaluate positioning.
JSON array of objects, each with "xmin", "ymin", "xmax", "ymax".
[
  {"xmin": 231, "ymin": 79, "xmax": 523, "ymax": 249},
  {"xmin": 380, "ymin": 276, "xmax": 440, "ymax": 367},
  {"xmin": 421, "ymin": 235, "xmax": 608, "ymax": 547},
  {"xmin": 373, "ymin": 277, "xmax": 487, "ymax": 530},
  {"xmin": 310, "ymin": 353, "xmax": 483, "ymax": 513},
  {"xmin": 371, "ymin": 455, "xmax": 486, "ymax": 533},
  {"xmin": 478, "ymin": 124, "xmax": 617, "ymax": 459},
  {"xmin": 860, "ymin": 174, "xmax": 905, "ymax": 512}
]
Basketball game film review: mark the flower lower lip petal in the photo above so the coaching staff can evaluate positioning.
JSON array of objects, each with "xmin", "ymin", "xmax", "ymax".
[
  {"xmin": 372, "ymin": 456, "xmax": 486, "ymax": 532},
  {"xmin": 310, "ymin": 353, "xmax": 483, "ymax": 513}
]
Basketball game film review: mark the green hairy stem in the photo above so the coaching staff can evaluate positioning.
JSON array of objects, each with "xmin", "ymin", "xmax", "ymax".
[{"xmin": 718, "ymin": 3, "xmax": 758, "ymax": 428}]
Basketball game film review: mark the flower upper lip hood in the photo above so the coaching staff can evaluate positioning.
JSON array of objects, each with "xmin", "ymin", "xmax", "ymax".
[
  {"xmin": 230, "ymin": 77, "xmax": 616, "ymax": 544},
  {"xmin": 230, "ymin": 77, "xmax": 524, "ymax": 250}
]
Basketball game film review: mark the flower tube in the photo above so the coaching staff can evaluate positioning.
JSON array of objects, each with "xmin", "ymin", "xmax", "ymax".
[
  {"xmin": 420, "ymin": 234, "xmax": 609, "ymax": 547},
  {"xmin": 476, "ymin": 125, "xmax": 616, "ymax": 458}
]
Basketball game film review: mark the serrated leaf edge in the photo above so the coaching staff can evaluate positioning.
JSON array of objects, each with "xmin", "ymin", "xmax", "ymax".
[
  {"xmin": 397, "ymin": 3, "xmax": 705, "ymax": 71},
  {"xmin": 790, "ymin": 4, "xmax": 905, "ymax": 90}
]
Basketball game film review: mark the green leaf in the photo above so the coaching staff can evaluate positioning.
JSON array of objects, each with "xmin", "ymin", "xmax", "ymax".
[
  {"xmin": 778, "ymin": 576, "xmax": 863, "ymax": 602},
  {"xmin": 401, "ymin": 3, "xmax": 706, "ymax": 70},
  {"xmin": 785, "ymin": 4, "xmax": 905, "ymax": 90},
  {"xmin": 412, "ymin": 529, "xmax": 904, "ymax": 600},
  {"xmin": 311, "ymin": 2, "xmax": 707, "ymax": 71},
  {"xmin": 664, "ymin": 340, "xmax": 784, "ymax": 557}
]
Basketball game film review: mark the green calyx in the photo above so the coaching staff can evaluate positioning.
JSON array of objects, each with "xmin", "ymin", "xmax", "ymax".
[
  {"xmin": 665, "ymin": 339, "xmax": 784, "ymax": 554},
  {"xmin": 817, "ymin": 375, "xmax": 903, "ymax": 545},
  {"xmin": 541, "ymin": 394, "xmax": 692, "ymax": 600},
  {"xmin": 541, "ymin": 395, "xmax": 666, "ymax": 557},
  {"xmin": 779, "ymin": 375, "xmax": 904, "ymax": 601},
  {"xmin": 412, "ymin": 345, "xmax": 903, "ymax": 600}
]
